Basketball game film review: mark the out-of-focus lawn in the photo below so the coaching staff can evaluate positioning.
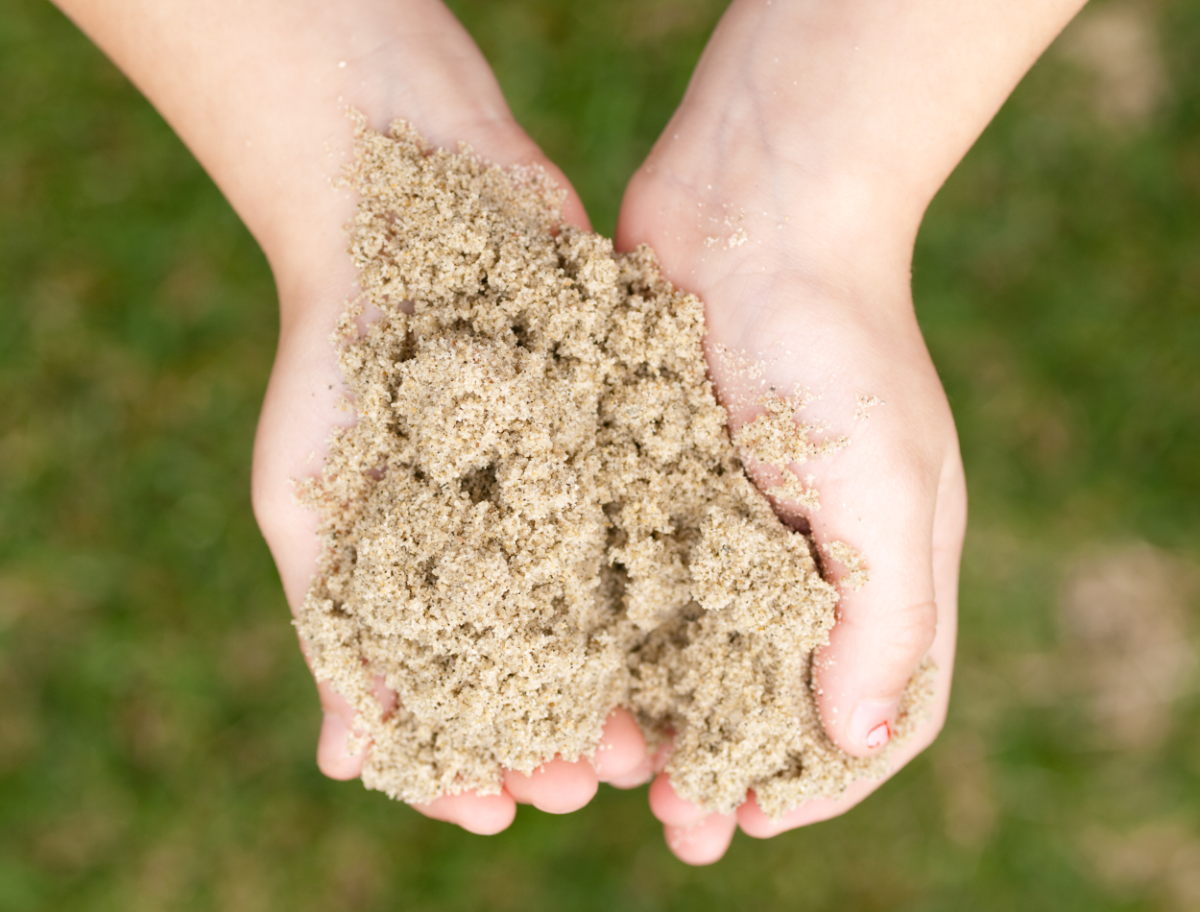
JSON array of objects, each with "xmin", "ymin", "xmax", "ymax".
[{"xmin": 1, "ymin": 0, "xmax": 1198, "ymax": 909}]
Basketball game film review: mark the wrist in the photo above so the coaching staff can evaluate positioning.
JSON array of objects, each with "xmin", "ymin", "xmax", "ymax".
[
  {"xmin": 54, "ymin": 0, "xmax": 579, "ymax": 322},
  {"xmin": 620, "ymin": 1, "xmax": 933, "ymax": 303},
  {"xmin": 620, "ymin": 99, "xmax": 922, "ymax": 324},
  {"xmin": 629, "ymin": 0, "xmax": 1086, "ymax": 292}
]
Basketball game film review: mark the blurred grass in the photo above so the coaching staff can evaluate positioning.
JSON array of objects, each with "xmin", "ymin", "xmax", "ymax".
[{"xmin": 1, "ymin": 0, "xmax": 1198, "ymax": 910}]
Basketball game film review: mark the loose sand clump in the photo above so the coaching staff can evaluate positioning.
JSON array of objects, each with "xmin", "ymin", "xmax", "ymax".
[{"xmin": 296, "ymin": 116, "xmax": 933, "ymax": 818}]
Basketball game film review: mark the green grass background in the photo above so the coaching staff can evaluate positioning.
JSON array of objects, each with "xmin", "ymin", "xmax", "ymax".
[{"xmin": 2, "ymin": 0, "xmax": 1198, "ymax": 909}]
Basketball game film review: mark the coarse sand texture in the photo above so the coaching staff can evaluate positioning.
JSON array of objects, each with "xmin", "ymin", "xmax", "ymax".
[{"xmin": 296, "ymin": 115, "xmax": 934, "ymax": 819}]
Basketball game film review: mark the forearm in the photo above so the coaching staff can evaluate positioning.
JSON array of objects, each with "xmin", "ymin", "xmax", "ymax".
[{"xmin": 644, "ymin": 0, "xmax": 1086, "ymax": 274}]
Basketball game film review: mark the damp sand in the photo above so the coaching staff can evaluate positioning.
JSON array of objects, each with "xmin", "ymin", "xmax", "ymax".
[{"xmin": 295, "ymin": 116, "xmax": 933, "ymax": 819}]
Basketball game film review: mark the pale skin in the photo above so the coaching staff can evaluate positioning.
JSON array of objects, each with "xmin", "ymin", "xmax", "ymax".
[{"xmin": 52, "ymin": 0, "xmax": 1085, "ymax": 864}]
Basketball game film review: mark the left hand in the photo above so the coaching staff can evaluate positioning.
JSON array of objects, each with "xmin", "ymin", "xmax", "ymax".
[{"xmin": 615, "ymin": 0, "xmax": 970, "ymax": 860}]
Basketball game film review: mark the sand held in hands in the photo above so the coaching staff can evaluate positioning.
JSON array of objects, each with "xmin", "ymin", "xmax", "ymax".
[{"xmin": 296, "ymin": 116, "xmax": 934, "ymax": 819}]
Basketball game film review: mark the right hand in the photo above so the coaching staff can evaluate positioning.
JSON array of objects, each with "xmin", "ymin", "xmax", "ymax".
[
  {"xmin": 239, "ymin": 0, "xmax": 653, "ymax": 833},
  {"xmin": 51, "ymin": 0, "xmax": 652, "ymax": 834}
]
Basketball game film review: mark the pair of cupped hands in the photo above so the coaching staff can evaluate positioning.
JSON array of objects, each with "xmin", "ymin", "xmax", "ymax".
[
  {"xmin": 60, "ymin": 0, "xmax": 970, "ymax": 865},
  {"xmin": 254, "ymin": 1, "xmax": 963, "ymax": 867},
  {"xmin": 246, "ymin": 2, "xmax": 965, "ymax": 867}
]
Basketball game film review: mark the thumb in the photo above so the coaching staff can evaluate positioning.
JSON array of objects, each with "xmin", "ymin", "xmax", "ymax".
[
  {"xmin": 315, "ymin": 677, "xmax": 367, "ymax": 780},
  {"xmin": 808, "ymin": 443, "xmax": 960, "ymax": 757}
]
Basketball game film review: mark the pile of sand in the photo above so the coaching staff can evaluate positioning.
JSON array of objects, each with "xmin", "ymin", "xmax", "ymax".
[{"xmin": 295, "ymin": 116, "xmax": 932, "ymax": 818}]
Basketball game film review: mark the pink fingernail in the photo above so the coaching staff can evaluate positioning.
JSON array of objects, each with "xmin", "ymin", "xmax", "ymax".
[
  {"xmin": 865, "ymin": 722, "xmax": 891, "ymax": 749},
  {"xmin": 848, "ymin": 699, "xmax": 898, "ymax": 751}
]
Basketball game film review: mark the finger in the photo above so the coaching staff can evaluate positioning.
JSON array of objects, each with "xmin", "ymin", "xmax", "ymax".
[
  {"xmin": 314, "ymin": 678, "xmax": 366, "ymax": 780},
  {"xmin": 648, "ymin": 771, "xmax": 739, "ymax": 863},
  {"xmin": 920, "ymin": 443, "xmax": 965, "ymax": 734},
  {"xmin": 420, "ymin": 708, "xmax": 641, "ymax": 824},
  {"xmin": 411, "ymin": 790, "xmax": 517, "ymax": 836},
  {"xmin": 814, "ymin": 592, "xmax": 938, "ymax": 758},
  {"xmin": 314, "ymin": 668, "xmax": 397, "ymax": 781},
  {"xmin": 738, "ymin": 689, "xmax": 950, "ymax": 838},
  {"xmin": 663, "ymin": 813, "xmax": 738, "ymax": 866},
  {"xmin": 503, "ymin": 757, "xmax": 599, "ymax": 814},
  {"xmin": 608, "ymin": 732, "xmax": 669, "ymax": 790},
  {"xmin": 648, "ymin": 773, "xmax": 712, "ymax": 827},
  {"xmin": 501, "ymin": 706, "xmax": 648, "ymax": 810},
  {"xmin": 812, "ymin": 442, "xmax": 964, "ymax": 755},
  {"xmin": 740, "ymin": 449, "xmax": 966, "ymax": 836},
  {"xmin": 737, "ymin": 783, "xmax": 873, "ymax": 838},
  {"xmin": 806, "ymin": 435, "xmax": 949, "ymax": 756},
  {"xmin": 605, "ymin": 755, "xmax": 656, "ymax": 789},
  {"xmin": 592, "ymin": 708, "xmax": 648, "ymax": 783}
]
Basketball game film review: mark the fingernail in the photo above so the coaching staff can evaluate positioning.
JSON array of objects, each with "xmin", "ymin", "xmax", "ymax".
[
  {"xmin": 848, "ymin": 699, "xmax": 898, "ymax": 751},
  {"xmin": 866, "ymin": 722, "xmax": 891, "ymax": 749}
]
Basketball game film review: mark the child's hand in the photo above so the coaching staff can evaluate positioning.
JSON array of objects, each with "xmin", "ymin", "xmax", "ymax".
[
  {"xmin": 53, "ymin": 0, "xmax": 649, "ymax": 834},
  {"xmin": 617, "ymin": 0, "xmax": 1083, "ymax": 862},
  {"xmin": 617, "ymin": 142, "xmax": 966, "ymax": 865},
  {"xmin": 609, "ymin": 0, "xmax": 1095, "ymax": 861},
  {"xmin": 234, "ymin": 4, "xmax": 653, "ymax": 832}
]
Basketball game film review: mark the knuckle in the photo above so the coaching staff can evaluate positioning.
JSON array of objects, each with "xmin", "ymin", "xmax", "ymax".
[{"xmin": 880, "ymin": 599, "xmax": 938, "ymax": 665}]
